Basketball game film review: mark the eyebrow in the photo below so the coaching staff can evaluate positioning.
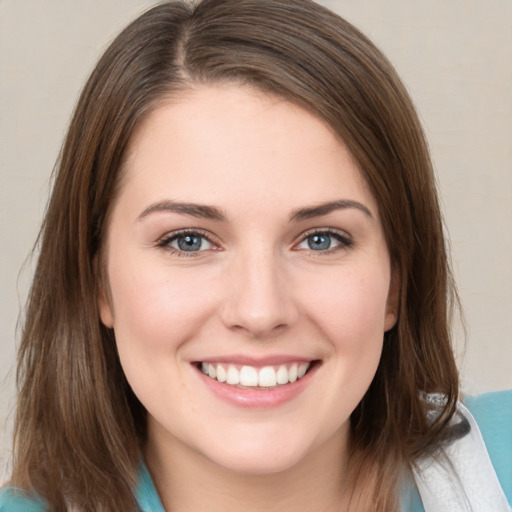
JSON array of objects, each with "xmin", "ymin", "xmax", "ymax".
[
  {"xmin": 137, "ymin": 200, "xmax": 227, "ymax": 222},
  {"xmin": 289, "ymin": 199, "xmax": 373, "ymax": 222},
  {"xmin": 137, "ymin": 198, "xmax": 373, "ymax": 223}
]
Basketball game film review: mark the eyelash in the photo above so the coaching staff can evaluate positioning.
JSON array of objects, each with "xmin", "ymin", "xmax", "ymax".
[
  {"xmin": 156, "ymin": 228, "xmax": 353, "ymax": 257},
  {"xmin": 295, "ymin": 228, "xmax": 353, "ymax": 255},
  {"xmin": 157, "ymin": 229, "xmax": 218, "ymax": 257}
]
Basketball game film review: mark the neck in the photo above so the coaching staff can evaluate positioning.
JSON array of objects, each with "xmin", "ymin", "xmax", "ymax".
[{"xmin": 144, "ymin": 425, "xmax": 354, "ymax": 512}]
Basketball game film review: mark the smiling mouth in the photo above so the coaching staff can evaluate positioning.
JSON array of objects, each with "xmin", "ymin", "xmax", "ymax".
[{"xmin": 197, "ymin": 361, "xmax": 318, "ymax": 389}]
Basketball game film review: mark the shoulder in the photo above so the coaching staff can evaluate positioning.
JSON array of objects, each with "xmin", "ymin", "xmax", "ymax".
[
  {"xmin": 0, "ymin": 487, "xmax": 46, "ymax": 512},
  {"xmin": 403, "ymin": 389, "xmax": 512, "ymax": 512},
  {"xmin": 464, "ymin": 388, "xmax": 512, "ymax": 503},
  {"xmin": 135, "ymin": 462, "xmax": 166, "ymax": 512}
]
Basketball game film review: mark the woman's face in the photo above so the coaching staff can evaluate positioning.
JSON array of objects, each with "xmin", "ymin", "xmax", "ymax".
[{"xmin": 99, "ymin": 85, "xmax": 397, "ymax": 475}]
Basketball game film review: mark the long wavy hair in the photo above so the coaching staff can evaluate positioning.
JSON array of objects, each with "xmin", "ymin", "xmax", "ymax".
[{"xmin": 11, "ymin": 0, "xmax": 460, "ymax": 510}]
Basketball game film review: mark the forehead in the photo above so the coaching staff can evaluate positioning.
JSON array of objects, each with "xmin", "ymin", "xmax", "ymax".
[{"xmin": 118, "ymin": 84, "xmax": 377, "ymax": 216}]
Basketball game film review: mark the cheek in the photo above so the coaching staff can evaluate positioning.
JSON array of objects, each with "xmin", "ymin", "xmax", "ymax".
[
  {"xmin": 106, "ymin": 257, "xmax": 219, "ymax": 361},
  {"xmin": 106, "ymin": 260, "xmax": 222, "ymax": 417},
  {"xmin": 303, "ymin": 268, "xmax": 391, "ymax": 346},
  {"xmin": 298, "ymin": 265, "xmax": 389, "ymax": 403}
]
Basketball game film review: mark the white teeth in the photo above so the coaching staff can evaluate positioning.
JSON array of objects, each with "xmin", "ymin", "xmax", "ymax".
[
  {"xmin": 298, "ymin": 362, "xmax": 309, "ymax": 379},
  {"xmin": 240, "ymin": 366, "xmax": 259, "ymax": 386},
  {"xmin": 200, "ymin": 361, "xmax": 311, "ymax": 388},
  {"xmin": 226, "ymin": 365, "xmax": 240, "ymax": 385},
  {"xmin": 216, "ymin": 364, "xmax": 227, "ymax": 383},
  {"xmin": 258, "ymin": 366, "xmax": 277, "ymax": 387},
  {"xmin": 276, "ymin": 365, "xmax": 288, "ymax": 385},
  {"xmin": 288, "ymin": 363, "xmax": 298, "ymax": 383}
]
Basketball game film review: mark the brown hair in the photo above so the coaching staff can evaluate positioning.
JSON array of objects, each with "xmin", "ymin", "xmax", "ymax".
[{"xmin": 11, "ymin": 0, "xmax": 460, "ymax": 510}]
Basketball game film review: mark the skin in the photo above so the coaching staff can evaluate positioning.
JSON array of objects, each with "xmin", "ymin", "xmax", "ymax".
[{"xmin": 98, "ymin": 84, "xmax": 398, "ymax": 511}]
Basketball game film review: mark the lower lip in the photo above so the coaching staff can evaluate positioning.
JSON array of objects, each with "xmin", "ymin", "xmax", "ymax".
[{"xmin": 194, "ymin": 364, "xmax": 318, "ymax": 408}]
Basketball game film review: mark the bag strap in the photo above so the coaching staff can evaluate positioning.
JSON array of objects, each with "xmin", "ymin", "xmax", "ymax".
[{"xmin": 413, "ymin": 402, "xmax": 511, "ymax": 512}]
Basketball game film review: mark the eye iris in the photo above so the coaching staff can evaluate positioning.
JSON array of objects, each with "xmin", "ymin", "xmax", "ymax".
[
  {"xmin": 177, "ymin": 235, "xmax": 202, "ymax": 251},
  {"xmin": 308, "ymin": 234, "xmax": 331, "ymax": 250}
]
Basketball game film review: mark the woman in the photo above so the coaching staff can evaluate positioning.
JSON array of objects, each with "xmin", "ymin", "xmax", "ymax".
[{"xmin": 1, "ymin": 0, "xmax": 510, "ymax": 511}]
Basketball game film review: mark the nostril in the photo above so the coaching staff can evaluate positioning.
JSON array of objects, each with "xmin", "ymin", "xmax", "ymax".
[{"xmin": 217, "ymin": 269, "xmax": 300, "ymax": 337}]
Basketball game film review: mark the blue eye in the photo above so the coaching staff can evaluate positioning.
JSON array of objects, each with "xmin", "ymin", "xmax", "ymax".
[
  {"xmin": 307, "ymin": 233, "xmax": 332, "ymax": 251},
  {"xmin": 175, "ymin": 234, "xmax": 203, "ymax": 251},
  {"xmin": 296, "ymin": 230, "xmax": 351, "ymax": 252},
  {"xmin": 159, "ymin": 231, "xmax": 214, "ymax": 253}
]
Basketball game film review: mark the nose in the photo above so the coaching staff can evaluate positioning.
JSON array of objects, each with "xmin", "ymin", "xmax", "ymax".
[{"xmin": 219, "ymin": 250, "xmax": 299, "ymax": 339}]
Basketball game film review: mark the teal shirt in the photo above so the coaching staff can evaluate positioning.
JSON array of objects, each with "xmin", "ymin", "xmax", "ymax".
[
  {"xmin": 400, "ymin": 389, "xmax": 512, "ymax": 511},
  {"xmin": 2, "ymin": 390, "xmax": 511, "ymax": 511}
]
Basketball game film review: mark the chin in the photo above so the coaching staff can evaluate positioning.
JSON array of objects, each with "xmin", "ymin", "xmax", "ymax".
[
  {"xmin": 209, "ymin": 447, "xmax": 308, "ymax": 476},
  {"xmin": 196, "ymin": 427, "xmax": 324, "ymax": 477}
]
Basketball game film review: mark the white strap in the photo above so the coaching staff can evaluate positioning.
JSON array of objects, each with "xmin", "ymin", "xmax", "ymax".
[{"xmin": 413, "ymin": 402, "xmax": 511, "ymax": 512}]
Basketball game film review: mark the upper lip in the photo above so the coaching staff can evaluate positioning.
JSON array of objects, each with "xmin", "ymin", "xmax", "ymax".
[{"xmin": 193, "ymin": 355, "xmax": 316, "ymax": 366}]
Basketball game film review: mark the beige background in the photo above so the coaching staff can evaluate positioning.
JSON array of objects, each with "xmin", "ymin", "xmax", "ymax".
[{"xmin": 1, "ymin": 0, "xmax": 511, "ymax": 480}]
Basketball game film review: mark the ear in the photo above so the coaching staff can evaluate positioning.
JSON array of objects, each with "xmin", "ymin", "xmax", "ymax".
[
  {"xmin": 94, "ymin": 255, "xmax": 115, "ymax": 328},
  {"xmin": 384, "ymin": 268, "xmax": 400, "ymax": 332}
]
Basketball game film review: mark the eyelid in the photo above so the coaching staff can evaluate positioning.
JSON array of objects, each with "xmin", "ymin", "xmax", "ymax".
[
  {"xmin": 157, "ymin": 228, "xmax": 221, "ymax": 255},
  {"xmin": 155, "ymin": 227, "xmax": 352, "ymax": 256},
  {"xmin": 293, "ymin": 227, "xmax": 353, "ymax": 252}
]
